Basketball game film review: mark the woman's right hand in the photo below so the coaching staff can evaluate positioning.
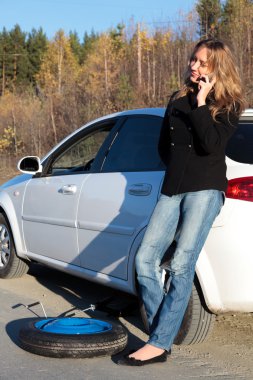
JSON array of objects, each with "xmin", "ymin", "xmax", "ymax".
[{"xmin": 197, "ymin": 75, "xmax": 216, "ymax": 107}]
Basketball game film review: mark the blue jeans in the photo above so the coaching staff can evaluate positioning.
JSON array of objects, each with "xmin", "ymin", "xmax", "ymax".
[{"xmin": 135, "ymin": 190, "xmax": 223, "ymax": 351}]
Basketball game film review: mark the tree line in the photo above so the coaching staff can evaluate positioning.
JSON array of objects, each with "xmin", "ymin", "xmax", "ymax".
[{"xmin": 0, "ymin": 0, "xmax": 253, "ymax": 168}]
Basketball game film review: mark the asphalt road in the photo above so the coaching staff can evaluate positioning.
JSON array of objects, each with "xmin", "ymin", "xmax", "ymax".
[{"xmin": 0, "ymin": 264, "xmax": 251, "ymax": 380}]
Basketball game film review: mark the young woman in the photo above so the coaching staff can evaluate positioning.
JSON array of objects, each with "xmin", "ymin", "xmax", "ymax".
[{"xmin": 118, "ymin": 38, "xmax": 245, "ymax": 366}]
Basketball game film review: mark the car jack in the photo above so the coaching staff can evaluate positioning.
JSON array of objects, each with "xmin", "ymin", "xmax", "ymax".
[{"xmin": 12, "ymin": 301, "xmax": 96, "ymax": 318}]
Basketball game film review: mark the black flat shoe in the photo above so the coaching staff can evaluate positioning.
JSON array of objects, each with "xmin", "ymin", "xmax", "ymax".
[{"xmin": 117, "ymin": 350, "xmax": 170, "ymax": 366}]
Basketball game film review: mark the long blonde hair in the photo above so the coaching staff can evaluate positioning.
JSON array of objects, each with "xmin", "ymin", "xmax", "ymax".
[{"xmin": 175, "ymin": 39, "xmax": 246, "ymax": 119}]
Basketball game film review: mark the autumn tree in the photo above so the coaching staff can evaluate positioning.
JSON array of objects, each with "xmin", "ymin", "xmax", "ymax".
[
  {"xmin": 37, "ymin": 30, "xmax": 79, "ymax": 95},
  {"xmin": 77, "ymin": 26, "xmax": 127, "ymax": 114},
  {"xmin": 0, "ymin": 93, "xmax": 24, "ymax": 156},
  {"xmin": 0, "ymin": 28, "xmax": 10, "ymax": 95},
  {"xmin": 196, "ymin": 0, "xmax": 222, "ymax": 38},
  {"xmin": 36, "ymin": 30, "xmax": 80, "ymax": 144},
  {"xmin": 220, "ymin": 0, "xmax": 253, "ymax": 101}
]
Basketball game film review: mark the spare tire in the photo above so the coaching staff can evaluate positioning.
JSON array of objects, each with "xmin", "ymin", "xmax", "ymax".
[{"xmin": 18, "ymin": 317, "xmax": 128, "ymax": 358}]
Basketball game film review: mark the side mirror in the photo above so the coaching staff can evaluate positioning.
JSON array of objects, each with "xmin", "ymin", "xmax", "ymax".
[{"xmin": 17, "ymin": 156, "xmax": 43, "ymax": 174}]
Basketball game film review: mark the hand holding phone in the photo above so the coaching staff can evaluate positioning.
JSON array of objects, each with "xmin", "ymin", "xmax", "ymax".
[{"xmin": 196, "ymin": 73, "xmax": 216, "ymax": 106}]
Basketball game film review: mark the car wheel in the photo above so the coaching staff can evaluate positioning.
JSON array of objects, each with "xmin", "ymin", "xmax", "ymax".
[
  {"xmin": 0, "ymin": 213, "xmax": 29, "ymax": 279},
  {"xmin": 139, "ymin": 277, "xmax": 215, "ymax": 345},
  {"xmin": 18, "ymin": 317, "xmax": 128, "ymax": 358},
  {"xmin": 173, "ymin": 279, "xmax": 215, "ymax": 345}
]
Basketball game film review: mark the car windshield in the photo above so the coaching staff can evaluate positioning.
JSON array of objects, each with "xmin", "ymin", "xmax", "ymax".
[{"xmin": 226, "ymin": 121, "xmax": 253, "ymax": 164}]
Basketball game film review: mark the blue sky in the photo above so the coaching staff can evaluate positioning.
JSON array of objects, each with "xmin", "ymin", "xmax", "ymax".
[{"xmin": 0, "ymin": 0, "xmax": 196, "ymax": 39}]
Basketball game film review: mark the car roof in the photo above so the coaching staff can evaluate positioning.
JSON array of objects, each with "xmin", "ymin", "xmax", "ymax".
[
  {"xmin": 101, "ymin": 107, "xmax": 253, "ymax": 120},
  {"xmin": 240, "ymin": 108, "xmax": 253, "ymax": 120},
  {"xmin": 83, "ymin": 108, "xmax": 165, "ymax": 126},
  {"xmin": 118, "ymin": 108, "xmax": 165, "ymax": 117}
]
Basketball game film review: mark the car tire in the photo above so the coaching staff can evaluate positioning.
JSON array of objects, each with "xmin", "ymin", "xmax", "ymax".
[
  {"xmin": 173, "ymin": 279, "xmax": 215, "ymax": 345},
  {"xmin": 18, "ymin": 317, "xmax": 128, "ymax": 358},
  {"xmin": 0, "ymin": 213, "xmax": 29, "ymax": 279},
  {"xmin": 139, "ymin": 277, "xmax": 215, "ymax": 345}
]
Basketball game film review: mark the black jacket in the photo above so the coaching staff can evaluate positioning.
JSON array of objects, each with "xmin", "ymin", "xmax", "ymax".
[{"xmin": 158, "ymin": 93, "xmax": 239, "ymax": 196}]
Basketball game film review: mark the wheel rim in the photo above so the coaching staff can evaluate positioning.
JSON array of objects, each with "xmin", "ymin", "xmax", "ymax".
[
  {"xmin": 35, "ymin": 318, "xmax": 113, "ymax": 335},
  {"xmin": 0, "ymin": 224, "xmax": 10, "ymax": 268}
]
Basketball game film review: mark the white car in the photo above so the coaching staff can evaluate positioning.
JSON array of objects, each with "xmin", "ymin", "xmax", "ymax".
[{"xmin": 0, "ymin": 108, "xmax": 253, "ymax": 344}]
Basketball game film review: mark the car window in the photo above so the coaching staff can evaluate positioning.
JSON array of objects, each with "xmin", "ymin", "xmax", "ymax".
[
  {"xmin": 226, "ymin": 121, "xmax": 253, "ymax": 164},
  {"xmin": 50, "ymin": 128, "xmax": 111, "ymax": 175},
  {"xmin": 102, "ymin": 116, "xmax": 165, "ymax": 172}
]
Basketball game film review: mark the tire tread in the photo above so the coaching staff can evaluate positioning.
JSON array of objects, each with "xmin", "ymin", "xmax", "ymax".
[{"xmin": 18, "ymin": 318, "xmax": 128, "ymax": 358}]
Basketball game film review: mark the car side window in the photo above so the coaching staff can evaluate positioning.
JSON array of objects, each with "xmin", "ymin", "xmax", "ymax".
[
  {"xmin": 226, "ymin": 121, "xmax": 253, "ymax": 164},
  {"xmin": 102, "ymin": 116, "xmax": 165, "ymax": 172},
  {"xmin": 50, "ymin": 127, "xmax": 111, "ymax": 176}
]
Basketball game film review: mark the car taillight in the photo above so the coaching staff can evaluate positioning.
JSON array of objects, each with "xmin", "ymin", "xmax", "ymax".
[{"xmin": 225, "ymin": 177, "xmax": 253, "ymax": 202}]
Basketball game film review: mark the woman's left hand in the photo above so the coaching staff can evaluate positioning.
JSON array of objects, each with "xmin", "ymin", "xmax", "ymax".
[{"xmin": 197, "ymin": 75, "xmax": 216, "ymax": 107}]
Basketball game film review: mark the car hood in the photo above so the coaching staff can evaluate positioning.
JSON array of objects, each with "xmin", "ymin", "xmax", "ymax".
[{"xmin": 0, "ymin": 173, "xmax": 32, "ymax": 190}]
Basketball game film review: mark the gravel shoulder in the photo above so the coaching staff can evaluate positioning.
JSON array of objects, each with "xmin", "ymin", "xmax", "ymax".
[
  {"xmin": 0, "ymin": 264, "xmax": 252, "ymax": 380},
  {"xmin": 190, "ymin": 312, "xmax": 253, "ymax": 378}
]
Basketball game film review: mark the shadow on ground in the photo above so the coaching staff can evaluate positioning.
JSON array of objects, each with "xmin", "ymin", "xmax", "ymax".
[{"xmin": 24, "ymin": 263, "xmax": 147, "ymax": 352}]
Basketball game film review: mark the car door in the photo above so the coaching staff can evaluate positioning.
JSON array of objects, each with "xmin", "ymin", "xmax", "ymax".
[
  {"xmin": 22, "ymin": 119, "xmax": 120, "ymax": 264},
  {"xmin": 77, "ymin": 115, "xmax": 165, "ymax": 280}
]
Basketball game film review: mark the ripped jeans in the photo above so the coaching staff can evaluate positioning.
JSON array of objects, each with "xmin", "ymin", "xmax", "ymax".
[{"xmin": 135, "ymin": 190, "xmax": 223, "ymax": 351}]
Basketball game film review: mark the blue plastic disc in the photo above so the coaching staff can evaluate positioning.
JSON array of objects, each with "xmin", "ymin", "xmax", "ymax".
[{"xmin": 35, "ymin": 318, "xmax": 112, "ymax": 335}]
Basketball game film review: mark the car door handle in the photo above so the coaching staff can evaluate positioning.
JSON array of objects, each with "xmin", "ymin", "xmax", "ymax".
[
  {"xmin": 128, "ymin": 183, "xmax": 152, "ymax": 196},
  {"xmin": 59, "ymin": 184, "xmax": 77, "ymax": 194}
]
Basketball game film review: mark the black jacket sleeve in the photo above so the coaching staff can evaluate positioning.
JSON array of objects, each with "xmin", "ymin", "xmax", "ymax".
[{"xmin": 188, "ymin": 105, "xmax": 239, "ymax": 154}]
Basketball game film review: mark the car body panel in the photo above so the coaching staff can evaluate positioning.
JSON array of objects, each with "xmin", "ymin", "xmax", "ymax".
[
  {"xmin": 22, "ymin": 174, "xmax": 89, "ymax": 265},
  {"xmin": 77, "ymin": 171, "xmax": 164, "ymax": 279},
  {"xmin": 196, "ymin": 147, "xmax": 253, "ymax": 312},
  {"xmin": 198, "ymin": 199, "xmax": 253, "ymax": 312},
  {"xmin": 0, "ymin": 174, "xmax": 34, "ymax": 259}
]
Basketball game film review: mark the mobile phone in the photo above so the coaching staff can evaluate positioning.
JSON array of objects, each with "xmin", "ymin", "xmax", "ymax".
[{"xmin": 198, "ymin": 74, "xmax": 214, "ymax": 82}]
